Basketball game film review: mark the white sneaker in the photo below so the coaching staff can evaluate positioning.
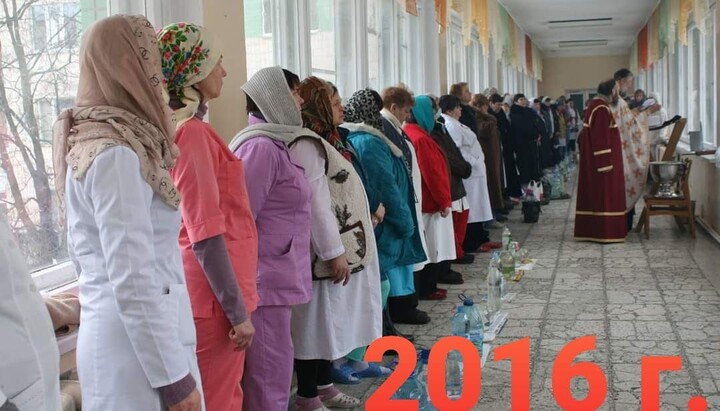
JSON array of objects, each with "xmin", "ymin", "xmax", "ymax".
[{"xmin": 322, "ymin": 392, "xmax": 361, "ymax": 409}]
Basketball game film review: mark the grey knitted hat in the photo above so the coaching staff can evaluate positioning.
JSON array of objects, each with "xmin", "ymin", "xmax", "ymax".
[{"xmin": 241, "ymin": 66, "xmax": 303, "ymax": 127}]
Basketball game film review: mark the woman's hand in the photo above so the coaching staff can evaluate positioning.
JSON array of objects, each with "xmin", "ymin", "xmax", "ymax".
[
  {"xmin": 373, "ymin": 203, "xmax": 386, "ymax": 226},
  {"xmin": 229, "ymin": 318, "xmax": 255, "ymax": 351},
  {"xmin": 440, "ymin": 207, "xmax": 451, "ymax": 218},
  {"xmin": 168, "ymin": 389, "xmax": 202, "ymax": 411},
  {"xmin": 329, "ymin": 255, "xmax": 350, "ymax": 285}
]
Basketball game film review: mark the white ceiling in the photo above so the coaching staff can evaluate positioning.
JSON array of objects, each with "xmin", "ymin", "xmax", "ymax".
[{"xmin": 500, "ymin": 0, "xmax": 660, "ymax": 57}]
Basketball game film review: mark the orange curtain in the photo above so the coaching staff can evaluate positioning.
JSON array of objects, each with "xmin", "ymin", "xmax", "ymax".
[
  {"xmin": 435, "ymin": 0, "xmax": 448, "ymax": 33},
  {"xmin": 638, "ymin": 25, "xmax": 649, "ymax": 70},
  {"xmin": 525, "ymin": 35, "xmax": 533, "ymax": 76},
  {"xmin": 405, "ymin": 0, "xmax": 418, "ymax": 16}
]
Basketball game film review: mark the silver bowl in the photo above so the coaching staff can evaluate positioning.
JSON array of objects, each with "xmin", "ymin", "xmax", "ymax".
[{"xmin": 649, "ymin": 161, "xmax": 685, "ymax": 197}]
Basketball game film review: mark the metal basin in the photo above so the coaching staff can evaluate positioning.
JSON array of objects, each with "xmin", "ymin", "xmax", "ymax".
[{"xmin": 649, "ymin": 161, "xmax": 685, "ymax": 197}]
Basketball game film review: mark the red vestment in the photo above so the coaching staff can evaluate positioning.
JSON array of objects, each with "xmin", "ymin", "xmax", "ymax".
[{"xmin": 574, "ymin": 98, "xmax": 628, "ymax": 243}]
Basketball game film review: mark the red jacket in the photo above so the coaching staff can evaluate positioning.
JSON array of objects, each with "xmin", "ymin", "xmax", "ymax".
[{"xmin": 403, "ymin": 123, "xmax": 452, "ymax": 213}]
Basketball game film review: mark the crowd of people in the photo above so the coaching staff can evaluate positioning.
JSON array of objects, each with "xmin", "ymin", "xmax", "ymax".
[{"xmin": 3, "ymin": 14, "xmax": 594, "ymax": 411}]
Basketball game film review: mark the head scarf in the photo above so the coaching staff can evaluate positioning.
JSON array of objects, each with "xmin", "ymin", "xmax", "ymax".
[
  {"xmin": 297, "ymin": 76, "xmax": 351, "ymax": 160},
  {"xmin": 241, "ymin": 66, "xmax": 303, "ymax": 126},
  {"xmin": 344, "ymin": 89, "xmax": 385, "ymax": 131},
  {"xmin": 411, "ymin": 95, "xmax": 435, "ymax": 133},
  {"xmin": 52, "ymin": 15, "xmax": 181, "ymax": 213},
  {"xmin": 158, "ymin": 23, "xmax": 221, "ymax": 127}
]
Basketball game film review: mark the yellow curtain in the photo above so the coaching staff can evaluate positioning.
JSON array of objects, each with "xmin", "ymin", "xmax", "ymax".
[
  {"xmin": 451, "ymin": 0, "xmax": 462, "ymax": 12},
  {"xmin": 516, "ymin": 24, "xmax": 525, "ymax": 72},
  {"xmin": 679, "ymin": 0, "xmax": 692, "ymax": 44},
  {"xmin": 629, "ymin": 41, "xmax": 639, "ymax": 74},
  {"xmin": 474, "ymin": 0, "xmax": 490, "ymax": 54},
  {"xmin": 460, "ymin": 0, "xmax": 472, "ymax": 46}
]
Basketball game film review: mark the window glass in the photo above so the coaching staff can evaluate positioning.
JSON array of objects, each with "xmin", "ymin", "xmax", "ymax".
[
  {"xmin": 1, "ymin": 0, "xmax": 107, "ymax": 277},
  {"xmin": 702, "ymin": 11, "xmax": 716, "ymax": 145},
  {"xmin": 244, "ymin": 0, "xmax": 274, "ymax": 79}
]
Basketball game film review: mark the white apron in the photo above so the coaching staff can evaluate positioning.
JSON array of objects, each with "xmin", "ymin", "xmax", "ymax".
[
  {"xmin": 289, "ymin": 139, "xmax": 382, "ymax": 360},
  {"xmin": 65, "ymin": 147, "xmax": 203, "ymax": 411},
  {"xmin": 0, "ymin": 215, "xmax": 61, "ymax": 411},
  {"xmin": 421, "ymin": 213, "xmax": 457, "ymax": 263}
]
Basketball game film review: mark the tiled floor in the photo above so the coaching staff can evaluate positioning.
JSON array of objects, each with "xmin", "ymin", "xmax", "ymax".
[{"xmin": 339, "ymin": 172, "xmax": 720, "ymax": 410}]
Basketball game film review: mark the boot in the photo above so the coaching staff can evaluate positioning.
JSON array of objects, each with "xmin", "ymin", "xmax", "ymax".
[{"xmin": 382, "ymin": 308, "xmax": 414, "ymax": 342}]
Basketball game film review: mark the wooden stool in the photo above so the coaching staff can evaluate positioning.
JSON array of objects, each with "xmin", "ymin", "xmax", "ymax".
[{"xmin": 641, "ymin": 158, "xmax": 696, "ymax": 239}]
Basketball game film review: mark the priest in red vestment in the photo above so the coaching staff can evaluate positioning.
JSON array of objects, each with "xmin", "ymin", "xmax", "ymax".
[{"xmin": 574, "ymin": 79, "xmax": 628, "ymax": 243}]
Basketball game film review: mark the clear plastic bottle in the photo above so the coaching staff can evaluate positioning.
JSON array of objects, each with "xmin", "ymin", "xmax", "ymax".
[
  {"xmin": 500, "ymin": 250, "xmax": 515, "ymax": 280},
  {"xmin": 452, "ymin": 307, "xmax": 469, "ymax": 338},
  {"xmin": 487, "ymin": 264, "xmax": 503, "ymax": 322},
  {"xmin": 462, "ymin": 299, "xmax": 484, "ymax": 354},
  {"xmin": 489, "ymin": 255, "xmax": 505, "ymax": 298},
  {"xmin": 445, "ymin": 351, "xmax": 463, "ymax": 400},
  {"xmin": 502, "ymin": 226, "xmax": 512, "ymax": 251}
]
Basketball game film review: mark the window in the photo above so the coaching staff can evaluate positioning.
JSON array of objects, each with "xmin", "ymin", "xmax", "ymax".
[
  {"xmin": 262, "ymin": 0, "xmax": 272, "ymax": 36},
  {"xmin": 1, "ymin": 0, "xmax": 109, "ymax": 287},
  {"xmin": 32, "ymin": 2, "xmax": 80, "ymax": 51},
  {"xmin": 447, "ymin": 13, "xmax": 465, "ymax": 87},
  {"xmin": 701, "ymin": 9, "xmax": 716, "ymax": 146},
  {"xmin": 367, "ymin": 0, "xmax": 381, "ymax": 90},
  {"xmin": 244, "ymin": 0, "xmax": 275, "ymax": 79},
  {"xmin": 310, "ymin": 0, "xmax": 336, "ymax": 83}
]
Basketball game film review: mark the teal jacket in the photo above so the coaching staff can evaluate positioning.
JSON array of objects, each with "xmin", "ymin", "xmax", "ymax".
[{"xmin": 343, "ymin": 123, "xmax": 426, "ymax": 273}]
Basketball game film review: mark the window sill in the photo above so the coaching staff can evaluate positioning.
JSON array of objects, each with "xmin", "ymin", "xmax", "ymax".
[
  {"xmin": 675, "ymin": 140, "xmax": 717, "ymax": 162},
  {"xmin": 34, "ymin": 261, "xmax": 77, "ymax": 295}
]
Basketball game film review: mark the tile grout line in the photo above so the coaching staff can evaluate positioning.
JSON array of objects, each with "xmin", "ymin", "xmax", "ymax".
[
  {"xmin": 640, "ymin": 232, "xmax": 704, "ymax": 398},
  {"xmin": 601, "ymin": 239, "xmax": 618, "ymax": 411}
]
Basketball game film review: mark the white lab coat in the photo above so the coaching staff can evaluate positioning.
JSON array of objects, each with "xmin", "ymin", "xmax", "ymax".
[
  {"xmin": 65, "ymin": 146, "xmax": 202, "ymax": 410},
  {"xmin": 442, "ymin": 115, "xmax": 494, "ymax": 223},
  {"xmin": 0, "ymin": 215, "xmax": 61, "ymax": 411}
]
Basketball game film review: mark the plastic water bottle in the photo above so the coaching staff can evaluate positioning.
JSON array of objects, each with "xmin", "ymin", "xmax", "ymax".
[
  {"xmin": 502, "ymin": 226, "xmax": 512, "ymax": 251},
  {"xmin": 445, "ymin": 351, "xmax": 463, "ymax": 399},
  {"xmin": 487, "ymin": 264, "xmax": 503, "ymax": 321},
  {"xmin": 393, "ymin": 351, "xmax": 425, "ymax": 402},
  {"xmin": 452, "ymin": 307, "xmax": 469, "ymax": 338},
  {"xmin": 462, "ymin": 299, "xmax": 484, "ymax": 354},
  {"xmin": 500, "ymin": 250, "xmax": 515, "ymax": 280},
  {"xmin": 489, "ymin": 254, "xmax": 505, "ymax": 298}
]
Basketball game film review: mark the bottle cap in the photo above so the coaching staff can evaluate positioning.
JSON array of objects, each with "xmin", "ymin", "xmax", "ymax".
[{"xmin": 463, "ymin": 299, "xmax": 474, "ymax": 306}]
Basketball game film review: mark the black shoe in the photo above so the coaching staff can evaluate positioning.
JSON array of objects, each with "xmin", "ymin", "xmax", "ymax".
[
  {"xmin": 438, "ymin": 270, "xmax": 464, "ymax": 285},
  {"xmin": 392, "ymin": 309, "xmax": 431, "ymax": 325},
  {"xmin": 493, "ymin": 208, "xmax": 509, "ymax": 216},
  {"xmin": 383, "ymin": 309, "xmax": 415, "ymax": 342},
  {"xmin": 452, "ymin": 254, "xmax": 475, "ymax": 265},
  {"xmin": 495, "ymin": 214, "xmax": 508, "ymax": 222}
]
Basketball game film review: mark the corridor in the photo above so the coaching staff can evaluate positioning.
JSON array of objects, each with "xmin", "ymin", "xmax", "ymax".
[{"xmin": 342, "ymin": 173, "xmax": 720, "ymax": 410}]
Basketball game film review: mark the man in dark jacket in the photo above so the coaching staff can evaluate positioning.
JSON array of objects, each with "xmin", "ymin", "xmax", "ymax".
[
  {"xmin": 510, "ymin": 94, "xmax": 545, "ymax": 185},
  {"xmin": 490, "ymin": 93, "xmax": 521, "ymax": 199}
]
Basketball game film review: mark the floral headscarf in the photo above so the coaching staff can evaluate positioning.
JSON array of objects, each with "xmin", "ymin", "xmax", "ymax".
[
  {"xmin": 344, "ymin": 89, "xmax": 384, "ymax": 132},
  {"xmin": 298, "ymin": 76, "xmax": 352, "ymax": 160},
  {"xmin": 157, "ymin": 23, "xmax": 220, "ymax": 127}
]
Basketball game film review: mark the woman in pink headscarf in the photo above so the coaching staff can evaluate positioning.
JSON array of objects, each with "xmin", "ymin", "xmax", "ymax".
[{"xmin": 54, "ymin": 15, "xmax": 202, "ymax": 411}]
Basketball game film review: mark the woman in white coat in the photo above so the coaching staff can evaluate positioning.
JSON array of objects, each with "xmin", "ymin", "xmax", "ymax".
[
  {"xmin": 52, "ymin": 15, "xmax": 202, "ymax": 411},
  {"xmin": 441, "ymin": 95, "xmax": 497, "ymax": 253},
  {"xmin": 0, "ymin": 213, "xmax": 61, "ymax": 410}
]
